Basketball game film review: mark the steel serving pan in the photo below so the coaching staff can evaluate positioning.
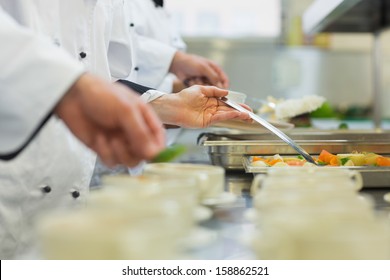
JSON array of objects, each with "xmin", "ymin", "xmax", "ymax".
[
  {"xmin": 242, "ymin": 156, "xmax": 390, "ymax": 188},
  {"xmin": 199, "ymin": 129, "xmax": 390, "ymax": 167}
]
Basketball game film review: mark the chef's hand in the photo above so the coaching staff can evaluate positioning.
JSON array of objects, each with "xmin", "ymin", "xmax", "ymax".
[
  {"xmin": 172, "ymin": 77, "xmax": 186, "ymax": 93},
  {"xmin": 169, "ymin": 51, "xmax": 229, "ymax": 89},
  {"xmin": 54, "ymin": 73, "xmax": 165, "ymax": 167},
  {"xmin": 149, "ymin": 85, "xmax": 252, "ymax": 128}
]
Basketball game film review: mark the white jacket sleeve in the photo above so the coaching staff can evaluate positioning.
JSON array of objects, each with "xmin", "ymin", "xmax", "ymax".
[
  {"xmin": 0, "ymin": 6, "xmax": 85, "ymax": 158},
  {"xmin": 135, "ymin": 34, "xmax": 177, "ymax": 88}
]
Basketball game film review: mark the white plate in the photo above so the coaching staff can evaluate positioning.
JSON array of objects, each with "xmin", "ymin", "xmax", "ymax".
[
  {"xmin": 201, "ymin": 192, "xmax": 237, "ymax": 207},
  {"xmin": 193, "ymin": 206, "xmax": 213, "ymax": 222},
  {"xmin": 213, "ymin": 119, "xmax": 294, "ymax": 133}
]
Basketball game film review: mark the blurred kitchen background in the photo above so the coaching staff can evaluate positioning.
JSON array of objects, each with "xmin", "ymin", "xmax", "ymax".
[{"xmin": 166, "ymin": 0, "xmax": 390, "ymax": 121}]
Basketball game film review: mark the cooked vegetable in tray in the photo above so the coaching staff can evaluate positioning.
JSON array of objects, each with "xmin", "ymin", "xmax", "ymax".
[{"xmin": 251, "ymin": 150, "xmax": 390, "ymax": 167}]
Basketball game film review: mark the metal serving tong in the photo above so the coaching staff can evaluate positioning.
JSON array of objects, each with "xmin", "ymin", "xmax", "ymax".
[{"xmin": 221, "ymin": 98, "xmax": 318, "ymax": 165}]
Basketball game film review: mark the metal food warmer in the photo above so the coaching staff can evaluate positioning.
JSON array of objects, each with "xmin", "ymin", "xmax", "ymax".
[{"xmin": 198, "ymin": 130, "xmax": 390, "ymax": 187}]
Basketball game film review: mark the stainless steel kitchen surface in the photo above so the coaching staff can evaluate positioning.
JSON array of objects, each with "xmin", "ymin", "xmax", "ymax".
[{"xmin": 175, "ymin": 128, "xmax": 390, "ymax": 260}]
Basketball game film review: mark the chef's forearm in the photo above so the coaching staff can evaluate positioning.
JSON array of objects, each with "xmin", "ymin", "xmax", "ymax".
[
  {"xmin": 116, "ymin": 80, "xmax": 179, "ymax": 129},
  {"xmin": 147, "ymin": 93, "xmax": 184, "ymax": 127}
]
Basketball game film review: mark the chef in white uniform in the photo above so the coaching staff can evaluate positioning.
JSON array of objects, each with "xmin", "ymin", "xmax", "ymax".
[
  {"xmin": 126, "ymin": 0, "xmax": 185, "ymax": 93},
  {"xmin": 125, "ymin": 0, "xmax": 229, "ymax": 91},
  {"xmin": 0, "ymin": 0, "xmax": 166, "ymax": 259}
]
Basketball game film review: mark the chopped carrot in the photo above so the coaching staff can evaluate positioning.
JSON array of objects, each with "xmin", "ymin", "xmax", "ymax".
[
  {"xmin": 329, "ymin": 156, "xmax": 340, "ymax": 166},
  {"xmin": 318, "ymin": 150, "xmax": 337, "ymax": 165},
  {"xmin": 376, "ymin": 156, "xmax": 390, "ymax": 167},
  {"xmin": 286, "ymin": 160, "xmax": 305, "ymax": 166},
  {"xmin": 252, "ymin": 156, "xmax": 266, "ymax": 162},
  {"xmin": 267, "ymin": 159, "xmax": 282, "ymax": 166}
]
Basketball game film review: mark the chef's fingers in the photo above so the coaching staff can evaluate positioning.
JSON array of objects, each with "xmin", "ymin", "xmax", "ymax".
[
  {"xmin": 214, "ymin": 100, "xmax": 251, "ymax": 119},
  {"xmin": 110, "ymin": 137, "xmax": 141, "ymax": 167},
  {"xmin": 235, "ymin": 103, "xmax": 254, "ymax": 122},
  {"xmin": 198, "ymin": 63, "xmax": 222, "ymax": 88},
  {"xmin": 119, "ymin": 99, "xmax": 164, "ymax": 160},
  {"xmin": 95, "ymin": 134, "xmax": 117, "ymax": 167},
  {"xmin": 184, "ymin": 76, "xmax": 209, "ymax": 87},
  {"xmin": 238, "ymin": 103, "xmax": 253, "ymax": 112},
  {"xmin": 139, "ymin": 101, "xmax": 166, "ymax": 149},
  {"xmin": 198, "ymin": 86, "xmax": 229, "ymax": 98},
  {"xmin": 213, "ymin": 97, "xmax": 253, "ymax": 112},
  {"xmin": 207, "ymin": 111, "xmax": 251, "ymax": 125},
  {"xmin": 208, "ymin": 62, "xmax": 229, "ymax": 89}
]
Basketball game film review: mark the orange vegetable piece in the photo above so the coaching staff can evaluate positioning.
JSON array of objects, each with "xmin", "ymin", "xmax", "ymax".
[
  {"xmin": 318, "ymin": 150, "xmax": 337, "ymax": 165},
  {"xmin": 267, "ymin": 159, "xmax": 282, "ymax": 166},
  {"xmin": 376, "ymin": 156, "xmax": 390, "ymax": 167},
  {"xmin": 329, "ymin": 156, "xmax": 340, "ymax": 166},
  {"xmin": 252, "ymin": 156, "xmax": 266, "ymax": 162},
  {"xmin": 286, "ymin": 160, "xmax": 305, "ymax": 166}
]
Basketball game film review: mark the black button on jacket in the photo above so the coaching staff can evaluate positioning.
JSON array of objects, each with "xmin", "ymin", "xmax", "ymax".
[{"xmin": 152, "ymin": 0, "xmax": 163, "ymax": 7}]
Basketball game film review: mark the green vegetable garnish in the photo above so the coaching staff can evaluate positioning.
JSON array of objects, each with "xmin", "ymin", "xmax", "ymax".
[
  {"xmin": 317, "ymin": 161, "xmax": 327, "ymax": 166},
  {"xmin": 310, "ymin": 102, "xmax": 337, "ymax": 118},
  {"xmin": 338, "ymin": 123, "xmax": 349, "ymax": 129},
  {"xmin": 151, "ymin": 144, "xmax": 187, "ymax": 163},
  {"xmin": 297, "ymin": 155, "xmax": 304, "ymax": 160},
  {"xmin": 340, "ymin": 157, "xmax": 350, "ymax": 165}
]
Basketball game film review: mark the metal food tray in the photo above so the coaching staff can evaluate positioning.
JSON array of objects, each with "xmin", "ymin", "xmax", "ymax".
[
  {"xmin": 199, "ymin": 130, "xmax": 390, "ymax": 187},
  {"xmin": 242, "ymin": 156, "xmax": 390, "ymax": 188}
]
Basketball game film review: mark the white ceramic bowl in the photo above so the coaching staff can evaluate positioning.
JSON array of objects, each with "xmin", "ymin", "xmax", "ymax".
[
  {"xmin": 38, "ymin": 209, "xmax": 178, "ymax": 259},
  {"xmin": 143, "ymin": 163, "xmax": 225, "ymax": 200}
]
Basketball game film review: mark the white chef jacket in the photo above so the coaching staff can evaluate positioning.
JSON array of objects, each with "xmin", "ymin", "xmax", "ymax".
[
  {"xmin": 125, "ymin": 0, "xmax": 186, "ymax": 93},
  {"xmin": 0, "ymin": 5, "xmax": 85, "ymax": 156},
  {"xmin": 127, "ymin": 0, "xmax": 186, "ymax": 147},
  {"xmin": 0, "ymin": 0, "xmax": 136, "ymax": 259}
]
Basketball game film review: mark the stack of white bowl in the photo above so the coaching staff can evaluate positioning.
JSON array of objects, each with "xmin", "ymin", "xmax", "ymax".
[
  {"xmin": 143, "ymin": 163, "xmax": 226, "ymax": 204},
  {"xmin": 37, "ymin": 163, "xmax": 227, "ymax": 259},
  {"xmin": 250, "ymin": 168, "xmax": 390, "ymax": 260},
  {"xmin": 37, "ymin": 174, "xmax": 198, "ymax": 259}
]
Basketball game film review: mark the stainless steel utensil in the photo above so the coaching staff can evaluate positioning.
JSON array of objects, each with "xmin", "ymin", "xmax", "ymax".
[
  {"xmin": 221, "ymin": 98, "xmax": 318, "ymax": 165},
  {"xmin": 246, "ymin": 96, "xmax": 276, "ymax": 109}
]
